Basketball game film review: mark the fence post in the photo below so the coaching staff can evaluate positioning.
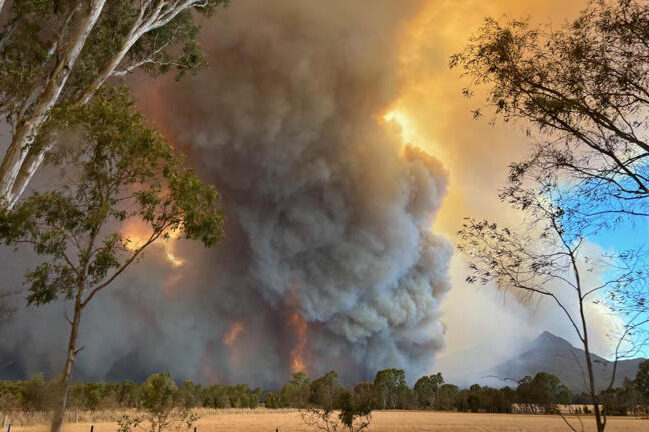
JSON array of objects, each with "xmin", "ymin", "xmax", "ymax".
[
  {"xmin": 194, "ymin": 427, "xmax": 197, "ymax": 432},
  {"xmin": 90, "ymin": 425, "xmax": 94, "ymax": 432},
  {"xmin": 6, "ymin": 424, "xmax": 10, "ymax": 432},
  {"xmin": 2, "ymin": 415, "xmax": 6, "ymax": 428}
]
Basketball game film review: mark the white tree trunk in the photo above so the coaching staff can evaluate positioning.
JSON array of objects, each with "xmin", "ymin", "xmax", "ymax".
[
  {"xmin": 0, "ymin": 0, "xmax": 106, "ymax": 208},
  {"xmin": 50, "ymin": 291, "xmax": 83, "ymax": 432},
  {"xmin": 2, "ymin": 0, "xmax": 208, "ymax": 206},
  {"xmin": 78, "ymin": 32, "xmax": 140, "ymax": 105},
  {"xmin": 78, "ymin": 0, "xmax": 204, "ymax": 105}
]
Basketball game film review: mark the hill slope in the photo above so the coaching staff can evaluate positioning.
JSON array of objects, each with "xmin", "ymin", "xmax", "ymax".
[{"xmin": 485, "ymin": 332, "xmax": 645, "ymax": 392}]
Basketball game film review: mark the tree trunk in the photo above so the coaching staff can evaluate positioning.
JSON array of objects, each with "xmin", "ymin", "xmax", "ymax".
[
  {"xmin": 78, "ymin": 33, "xmax": 138, "ymax": 105},
  {"xmin": 78, "ymin": 0, "xmax": 208, "ymax": 105},
  {"xmin": 0, "ymin": 1, "xmax": 5, "ymax": 16},
  {"xmin": 50, "ymin": 295, "xmax": 83, "ymax": 432},
  {"xmin": 578, "ymin": 295, "xmax": 606, "ymax": 431},
  {"xmin": 8, "ymin": 145, "xmax": 49, "ymax": 207},
  {"xmin": 0, "ymin": 0, "xmax": 106, "ymax": 208},
  {"xmin": 583, "ymin": 343, "xmax": 606, "ymax": 431}
]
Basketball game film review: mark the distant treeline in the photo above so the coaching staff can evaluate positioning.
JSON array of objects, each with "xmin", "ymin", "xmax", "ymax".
[{"xmin": 2, "ymin": 364, "xmax": 648, "ymax": 416}]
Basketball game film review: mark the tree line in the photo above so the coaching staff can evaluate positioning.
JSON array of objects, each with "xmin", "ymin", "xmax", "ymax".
[
  {"xmin": 0, "ymin": 373, "xmax": 260, "ymax": 412},
  {"xmin": 3, "ymin": 361, "xmax": 649, "ymax": 416}
]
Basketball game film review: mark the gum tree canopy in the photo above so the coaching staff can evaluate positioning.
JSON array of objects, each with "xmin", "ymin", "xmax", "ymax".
[
  {"xmin": 0, "ymin": 88, "xmax": 224, "ymax": 432},
  {"xmin": 0, "ymin": 0, "xmax": 229, "ymax": 208}
]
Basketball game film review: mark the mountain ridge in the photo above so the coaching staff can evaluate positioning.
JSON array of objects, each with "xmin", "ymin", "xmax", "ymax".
[{"xmin": 483, "ymin": 331, "xmax": 645, "ymax": 392}]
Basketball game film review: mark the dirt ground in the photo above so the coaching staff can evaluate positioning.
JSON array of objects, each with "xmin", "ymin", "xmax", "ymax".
[{"xmin": 13, "ymin": 409, "xmax": 649, "ymax": 432}]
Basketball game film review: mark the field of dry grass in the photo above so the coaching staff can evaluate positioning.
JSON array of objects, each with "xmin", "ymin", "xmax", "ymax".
[{"xmin": 8, "ymin": 409, "xmax": 649, "ymax": 432}]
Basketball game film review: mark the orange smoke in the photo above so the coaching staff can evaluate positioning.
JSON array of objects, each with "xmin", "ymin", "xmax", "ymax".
[
  {"xmin": 288, "ymin": 311, "xmax": 309, "ymax": 373},
  {"xmin": 200, "ymin": 340, "xmax": 223, "ymax": 384},
  {"xmin": 222, "ymin": 320, "xmax": 245, "ymax": 346}
]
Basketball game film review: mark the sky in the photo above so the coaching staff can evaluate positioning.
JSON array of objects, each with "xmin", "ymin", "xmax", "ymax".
[
  {"xmin": 376, "ymin": 0, "xmax": 573, "ymax": 358},
  {"xmin": 374, "ymin": 0, "xmax": 646, "ymax": 380},
  {"xmin": 0, "ymin": 0, "xmax": 643, "ymax": 387}
]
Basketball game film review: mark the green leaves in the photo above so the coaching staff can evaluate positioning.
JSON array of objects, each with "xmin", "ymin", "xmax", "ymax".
[
  {"xmin": 166, "ymin": 165, "xmax": 224, "ymax": 247},
  {"xmin": 140, "ymin": 373, "xmax": 178, "ymax": 415},
  {"xmin": 1, "ymin": 0, "xmax": 229, "ymax": 126},
  {"xmin": 25, "ymin": 262, "xmax": 76, "ymax": 306},
  {"xmin": 0, "ymin": 88, "xmax": 224, "ymax": 309},
  {"xmin": 452, "ymin": 0, "xmax": 649, "ymax": 214}
]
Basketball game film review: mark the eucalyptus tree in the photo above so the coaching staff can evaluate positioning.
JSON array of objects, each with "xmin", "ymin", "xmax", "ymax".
[
  {"xmin": 0, "ymin": 88, "xmax": 224, "ymax": 432},
  {"xmin": 450, "ymin": 0, "xmax": 649, "ymax": 224},
  {"xmin": 457, "ymin": 189, "xmax": 648, "ymax": 432},
  {"xmin": 414, "ymin": 373, "xmax": 444, "ymax": 408},
  {"xmin": 453, "ymin": 3, "xmax": 649, "ymax": 429},
  {"xmin": 0, "ymin": 0, "xmax": 229, "ymax": 208}
]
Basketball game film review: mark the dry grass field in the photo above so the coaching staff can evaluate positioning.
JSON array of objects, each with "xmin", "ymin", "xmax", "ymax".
[{"xmin": 10, "ymin": 409, "xmax": 649, "ymax": 432}]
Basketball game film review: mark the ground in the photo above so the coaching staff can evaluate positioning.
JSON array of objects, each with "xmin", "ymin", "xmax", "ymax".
[{"xmin": 12, "ymin": 409, "xmax": 649, "ymax": 432}]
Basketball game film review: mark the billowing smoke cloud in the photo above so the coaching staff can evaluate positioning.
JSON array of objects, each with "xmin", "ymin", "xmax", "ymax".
[
  {"xmin": 0, "ymin": 0, "xmax": 453, "ymax": 388},
  {"xmin": 389, "ymin": 0, "xmax": 623, "ymax": 381}
]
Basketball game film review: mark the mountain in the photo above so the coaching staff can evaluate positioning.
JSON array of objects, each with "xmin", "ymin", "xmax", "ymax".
[{"xmin": 483, "ymin": 331, "xmax": 646, "ymax": 392}]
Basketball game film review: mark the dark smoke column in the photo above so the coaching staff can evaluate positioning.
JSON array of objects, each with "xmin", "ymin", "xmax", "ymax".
[{"xmin": 139, "ymin": 0, "xmax": 452, "ymax": 385}]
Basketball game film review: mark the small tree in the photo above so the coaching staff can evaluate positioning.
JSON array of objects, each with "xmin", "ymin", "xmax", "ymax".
[
  {"xmin": 458, "ymin": 191, "xmax": 647, "ymax": 431},
  {"xmin": 264, "ymin": 392, "xmax": 284, "ymax": 409},
  {"xmin": 414, "ymin": 373, "xmax": 444, "ymax": 408},
  {"xmin": 436, "ymin": 384, "xmax": 459, "ymax": 411},
  {"xmin": 20, "ymin": 373, "xmax": 51, "ymax": 412},
  {"xmin": 203, "ymin": 384, "xmax": 228, "ymax": 409},
  {"xmin": 177, "ymin": 381, "xmax": 202, "ymax": 409},
  {"xmin": 281, "ymin": 371, "xmax": 311, "ymax": 408},
  {"xmin": 527, "ymin": 372, "xmax": 571, "ymax": 414},
  {"xmin": 300, "ymin": 389, "xmax": 372, "ymax": 432},
  {"xmin": 0, "ymin": 88, "xmax": 223, "ymax": 432},
  {"xmin": 635, "ymin": 360, "xmax": 649, "ymax": 404},
  {"xmin": 118, "ymin": 373, "xmax": 197, "ymax": 432},
  {"xmin": 373, "ymin": 369, "xmax": 408, "ymax": 410},
  {"xmin": 310, "ymin": 371, "xmax": 342, "ymax": 411}
]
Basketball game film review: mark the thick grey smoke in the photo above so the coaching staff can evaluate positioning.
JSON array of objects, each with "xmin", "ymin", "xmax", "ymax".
[{"xmin": 0, "ymin": 0, "xmax": 452, "ymax": 387}]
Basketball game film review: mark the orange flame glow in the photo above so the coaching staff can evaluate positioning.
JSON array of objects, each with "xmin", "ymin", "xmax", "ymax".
[
  {"xmin": 288, "ymin": 312, "xmax": 308, "ymax": 373},
  {"xmin": 222, "ymin": 320, "xmax": 245, "ymax": 346},
  {"xmin": 383, "ymin": 108, "xmax": 436, "ymax": 155},
  {"xmin": 121, "ymin": 221, "xmax": 184, "ymax": 267}
]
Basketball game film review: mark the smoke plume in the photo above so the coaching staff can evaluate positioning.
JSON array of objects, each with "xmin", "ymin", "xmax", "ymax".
[{"xmin": 0, "ymin": 0, "xmax": 453, "ymax": 388}]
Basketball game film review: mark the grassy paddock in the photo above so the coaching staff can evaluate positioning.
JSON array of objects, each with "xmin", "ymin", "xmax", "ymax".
[
  {"xmin": 0, "ymin": 408, "xmax": 297, "ymax": 427},
  {"xmin": 3, "ymin": 409, "xmax": 649, "ymax": 432}
]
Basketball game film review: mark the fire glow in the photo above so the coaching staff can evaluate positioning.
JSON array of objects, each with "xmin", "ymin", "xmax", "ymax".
[
  {"xmin": 289, "ymin": 312, "xmax": 308, "ymax": 373},
  {"xmin": 122, "ymin": 221, "xmax": 184, "ymax": 268},
  {"xmin": 384, "ymin": 109, "xmax": 423, "ymax": 151},
  {"xmin": 223, "ymin": 320, "xmax": 245, "ymax": 347}
]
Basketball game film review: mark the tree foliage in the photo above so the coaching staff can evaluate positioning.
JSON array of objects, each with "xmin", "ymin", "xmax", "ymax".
[
  {"xmin": 3, "ymin": 368, "xmax": 646, "ymax": 418},
  {"xmin": 452, "ymin": 2, "xmax": 649, "ymax": 430},
  {"xmin": 413, "ymin": 373, "xmax": 444, "ymax": 408},
  {"xmin": 635, "ymin": 360, "xmax": 649, "ymax": 399},
  {"xmin": 450, "ymin": 0, "xmax": 649, "ymax": 223},
  {"xmin": 373, "ymin": 369, "xmax": 409, "ymax": 410},
  {"xmin": 118, "ymin": 373, "xmax": 198, "ymax": 432},
  {"xmin": 280, "ymin": 371, "xmax": 311, "ymax": 409},
  {"xmin": 0, "ymin": 87, "xmax": 223, "ymax": 306},
  {"xmin": 0, "ymin": 0, "xmax": 230, "ymax": 207},
  {"xmin": 0, "ymin": 88, "xmax": 223, "ymax": 432}
]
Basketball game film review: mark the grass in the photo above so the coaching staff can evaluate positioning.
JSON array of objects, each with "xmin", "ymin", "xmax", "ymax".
[{"xmin": 3, "ymin": 409, "xmax": 649, "ymax": 432}]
